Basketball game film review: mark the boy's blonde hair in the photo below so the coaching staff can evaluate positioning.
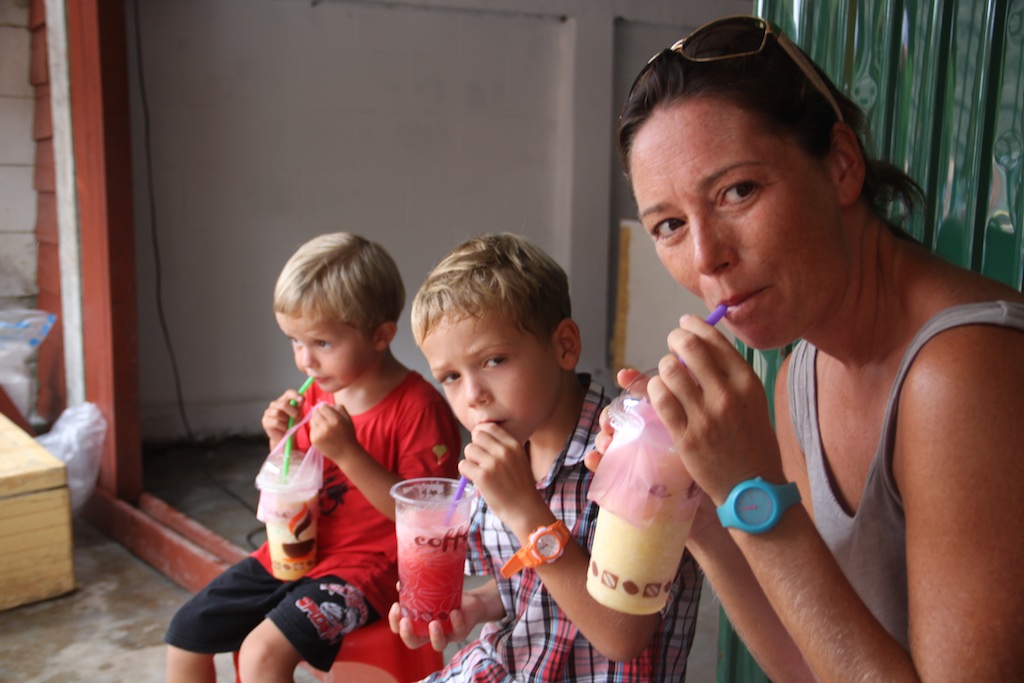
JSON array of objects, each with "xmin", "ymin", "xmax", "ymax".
[
  {"xmin": 412, "ymin": 232, "xmax": 572, "ymax": 345},
  {"xmin": 274, "ymin": 232, "xmax": 405, "ymax": 332}
]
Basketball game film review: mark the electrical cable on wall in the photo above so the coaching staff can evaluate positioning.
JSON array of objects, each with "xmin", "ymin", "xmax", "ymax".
[
  {"xmin": 130, "ymin": 0, "xmax": 194, "ymax": 443},
  {"xmin": 130, "ymin": 1, "xmax": 263, "ymax": 541}
]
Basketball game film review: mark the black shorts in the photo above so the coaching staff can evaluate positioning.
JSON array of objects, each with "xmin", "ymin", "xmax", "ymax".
[{"xmin": 164, "ymin": 557, "xmax": 378, "ymax": 672}]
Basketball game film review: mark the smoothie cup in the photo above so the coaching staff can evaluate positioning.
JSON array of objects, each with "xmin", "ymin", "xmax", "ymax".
[
  {"xmin": 586, "ymin": 374, "xmax": 702, "ymax": 615},
  {"xmin": 256, "ymin": 448, "xmax": 321, "ymax": 581},
  {"xmin": 391, "ymin": 477, "xmax": 477, "ymax": 636}
]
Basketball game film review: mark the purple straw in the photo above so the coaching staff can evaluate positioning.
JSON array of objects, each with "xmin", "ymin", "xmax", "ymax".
[
  {"xmin": 444, "ymin": 476, "xmax": 470, "ymax": 525},
  {"xmin": 705, "ymin": 303, "xmax": 728, "ymax": 326}
]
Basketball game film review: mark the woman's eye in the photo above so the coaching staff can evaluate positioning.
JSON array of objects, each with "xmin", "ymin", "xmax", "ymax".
[
  {"xmin": 725, "ymin": 181, "xmax": 757, "ymax": 203},
  {"xmin": 652, "ymin": 218, "xmax": 686, "ymax": 239}
]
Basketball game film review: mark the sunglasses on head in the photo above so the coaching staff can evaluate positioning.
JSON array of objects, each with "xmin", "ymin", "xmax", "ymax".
[{"xmin": 628, "ymin": 15, "xmax": 844, "ymax": 123}]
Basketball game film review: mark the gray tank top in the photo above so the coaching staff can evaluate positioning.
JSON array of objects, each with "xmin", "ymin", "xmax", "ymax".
[{"xmin": 787, "ymin": 301, "xmax": 1024, "ymax": 648}]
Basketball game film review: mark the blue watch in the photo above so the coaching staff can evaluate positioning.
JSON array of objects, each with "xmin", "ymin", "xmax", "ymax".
[{"xmin": 717, "ymin": 477, "xmax": 801, "ymax": 534}]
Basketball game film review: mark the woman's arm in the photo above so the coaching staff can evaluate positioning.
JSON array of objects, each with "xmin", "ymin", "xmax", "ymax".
[
  {"xmin": 894, "ymin": 326, "xmax": 1024, "ymax": 680},
  {"xmin": 658, "ymin": 316, "xmax": 1024, "ymax": 682},
  {"xmin": 684, "ymin": 491, "xmax": 815, "ymax": 680}
]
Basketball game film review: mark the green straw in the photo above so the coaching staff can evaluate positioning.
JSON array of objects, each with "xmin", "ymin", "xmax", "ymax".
[{"xmin": 282, "ymin": 376, "xmax": 316, "ymax": 479}]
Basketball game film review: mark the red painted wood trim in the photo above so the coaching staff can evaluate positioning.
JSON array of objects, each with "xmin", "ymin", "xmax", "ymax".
[
  {"xmin": 80, "ymin": 488, "xmax": 230, "ymax": 594},
  {"xmin": 28, "ymin": 0, "xmax": 45, "ymax": 30},
  {"xmin": 138, "ymin": 493, "xmax": 249, "ymax": 566},
  {"xmin": 29, "ymin": 20, "xmax": 48, "ymax": 86},
  {"xmin": 33, "ymin": 137, "xmax": 54, "ymax": 193},
  {"xmin": 33, "ymin": 321, "xmax": 64, "ymax": 423},
  {"xmin": 65, "ymin": 0, "xmax": 142, "ymax": 501},
  {"xmin": 35, "ymin": 192, "xmax": 58, "ymax": 242},
  {"xmin": 33, "ymin": 83, "xmax": 52, "ymax": 140},
  {"xmin": 31, "ymin": 7, "xmax": 64, "ymax": 425}
]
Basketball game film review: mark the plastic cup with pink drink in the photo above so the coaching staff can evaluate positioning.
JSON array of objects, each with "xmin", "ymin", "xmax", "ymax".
[{"xmin": 391, "ymin": 477, "xmax": 477, "ymax": 636}]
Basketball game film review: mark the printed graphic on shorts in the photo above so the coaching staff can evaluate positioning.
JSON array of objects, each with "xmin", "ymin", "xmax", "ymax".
[{"xmin": 296, "ymin": 584, "xmax": 368, "ymax": 644}]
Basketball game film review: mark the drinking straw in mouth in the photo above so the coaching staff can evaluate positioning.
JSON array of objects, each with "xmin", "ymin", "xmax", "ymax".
[
  {"xmin": 705, "ymin": 303, "xmax": 729, "ymax": 327},
  {"xmin": 282, "ymin": 376, "xmax": 316, "ymax": 479}
]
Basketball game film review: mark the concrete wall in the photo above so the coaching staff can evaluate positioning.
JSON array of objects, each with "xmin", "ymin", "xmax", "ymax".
[
  {"xmin": 121, "ymin": 0, "xmax": 748, "ymax": 440},
  {"xmin": 0, "ymin": 0, "xmax": 36, "ymax": 311}
]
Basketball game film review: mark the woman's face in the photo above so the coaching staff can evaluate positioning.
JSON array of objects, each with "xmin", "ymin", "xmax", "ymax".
[{"xmin": 628, "ymin": 96, "xmax": 852, "ymax": 349}]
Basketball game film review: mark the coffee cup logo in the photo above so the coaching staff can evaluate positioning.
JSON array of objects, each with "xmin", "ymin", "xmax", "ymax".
[
  {"xmin": 415, "ymin": 526, "xmax": 468, "ymax": 553},
  {"xmin": 288, "ymin": 503, "xmax": 313, "ymax": 539}
]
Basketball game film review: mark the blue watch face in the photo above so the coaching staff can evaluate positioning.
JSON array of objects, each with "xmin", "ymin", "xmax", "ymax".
[{"xmin": 735, "ymin": 488, "xmax": 775, "ymax": 525}]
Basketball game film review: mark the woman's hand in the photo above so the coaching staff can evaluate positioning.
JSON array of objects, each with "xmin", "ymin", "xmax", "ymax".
[
  {"xmin": 583, "ymin": 367, "xmax": 646, "ymax": 472},
  {"xmin": 649, "ymin": 314, "xmax": 782, "ymax": 504}
]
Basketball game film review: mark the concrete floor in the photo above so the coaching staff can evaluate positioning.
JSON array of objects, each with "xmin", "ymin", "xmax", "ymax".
[
  {"xmin": 0, "ymin": 516, "xmax": 275, "ymax": 683},
  {"xmin": 0, "ymin": 437, "xmax": 720, "ymax": 682}
]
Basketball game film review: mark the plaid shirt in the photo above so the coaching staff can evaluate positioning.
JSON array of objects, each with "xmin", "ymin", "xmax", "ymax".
[{"xmin": 424, "ymin": 376, "xmax": 703, "ymax": 682}]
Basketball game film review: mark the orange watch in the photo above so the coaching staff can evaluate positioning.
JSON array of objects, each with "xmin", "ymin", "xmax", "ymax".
[{"xmin": 500, "ymin": 520, "xmax": 570, "ymax": 577}]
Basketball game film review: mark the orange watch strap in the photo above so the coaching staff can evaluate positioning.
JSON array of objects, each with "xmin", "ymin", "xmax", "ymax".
[{"xmin": 500, "ymin": 553, "xmax": 527, "ymax": 578}]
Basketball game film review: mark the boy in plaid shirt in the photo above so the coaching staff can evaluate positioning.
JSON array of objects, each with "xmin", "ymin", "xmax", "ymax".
[{"xmin": 389, "ymin": 233, "xmax": 702, "ymax": 681}]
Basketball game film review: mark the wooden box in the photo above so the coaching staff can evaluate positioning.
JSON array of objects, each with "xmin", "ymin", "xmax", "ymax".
[{"xmin": 0, "ymin": 413, "xmax": 75, "ymax": 611}]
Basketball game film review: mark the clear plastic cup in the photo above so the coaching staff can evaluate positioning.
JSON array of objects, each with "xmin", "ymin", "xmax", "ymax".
[
  {"xmin": 391, "ymin": 477, "xmax": 477, "ymax": 636},
  {"xmin": 587, "ymin": 374, "xmax": 702, "ymax": 614},
  {"xmin": 256, "ymin": 448, "xmax": 320, "ymax": 581}
]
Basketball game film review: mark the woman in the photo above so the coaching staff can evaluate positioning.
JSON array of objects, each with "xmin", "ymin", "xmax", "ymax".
[{"xmin": 595, "ymin": 14, "xmax": 1024, "ymax": 682}]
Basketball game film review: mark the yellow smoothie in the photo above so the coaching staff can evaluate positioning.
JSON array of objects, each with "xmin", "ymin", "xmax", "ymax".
[{"xmin": 587, "ymin": 494, "xmax": 698, "ymax": 615}]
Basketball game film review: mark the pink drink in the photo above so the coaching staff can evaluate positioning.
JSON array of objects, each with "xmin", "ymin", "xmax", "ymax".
[{"xmin": 391, "ymin": 478, "xmax": 475, "ymax": 636}]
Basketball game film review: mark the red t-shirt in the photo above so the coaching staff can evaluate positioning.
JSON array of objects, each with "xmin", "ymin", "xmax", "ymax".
[{"xmin": 252, "ymin": 371, "xmax": 461, "ymax": 616}]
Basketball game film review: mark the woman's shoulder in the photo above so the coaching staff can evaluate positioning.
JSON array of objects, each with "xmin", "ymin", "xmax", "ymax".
[
  {"xmin": 898, "ymin": 302, "xmax": 1024, "ymax": 419},
  {"xmin": 900, "ymin": 246, "xmax": 1024, "ymax": 354}
]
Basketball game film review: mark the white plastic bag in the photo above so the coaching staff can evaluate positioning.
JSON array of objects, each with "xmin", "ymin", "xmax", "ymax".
[
  {"xmin": 0, "ymin": 309, "xmax": 56, "ymax": 421},
  {"xmin": 254, "ymin": 405, "xmax": 325, "ymax": 523},
  {"xmin": 36, "ymin": 403, "xmax": 107, "ymax": 513}
]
